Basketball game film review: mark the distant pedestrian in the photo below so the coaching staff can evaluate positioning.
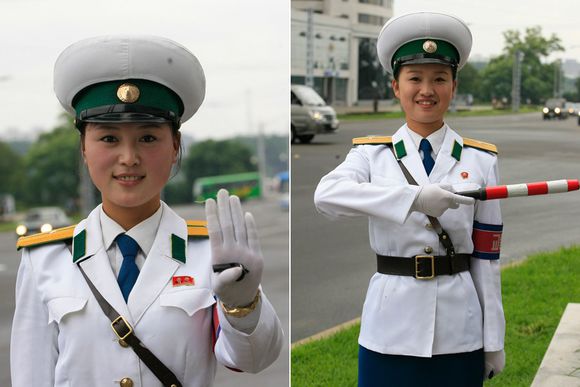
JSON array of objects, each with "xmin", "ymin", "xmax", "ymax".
[
  {"xmin": 11, "ymin": 35, "xmax": 283, "ymax": 387},
  {"xmin": 315, "ymin": 12, "xmax": 505, "ymax": 387}
]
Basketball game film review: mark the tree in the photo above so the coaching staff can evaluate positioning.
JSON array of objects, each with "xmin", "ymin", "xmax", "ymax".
[
  {"xmin": 0, "ymin": 140, "xmax": 23, "ymax": 196},
  {"xmin": 478, "ymin": 26, "xmax": 564, "ymax": 104},
  {"xmin": 456, "ymin": 62, "xmax": 480, "ymax": 100},
  {"xmin": 21, "ymin": 115, "xmax": 80, "ymax": 207}
]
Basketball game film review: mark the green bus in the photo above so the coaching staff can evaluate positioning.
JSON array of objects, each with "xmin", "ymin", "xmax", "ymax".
[{"xmin": 193, "ymin": 172, "xmax": 261, "ymax": 202}]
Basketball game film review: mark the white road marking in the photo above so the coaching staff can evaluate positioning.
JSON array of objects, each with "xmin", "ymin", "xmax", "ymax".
[{"xmin": 0, "ymin": 264, "xmax": 6, "ymax": 272}]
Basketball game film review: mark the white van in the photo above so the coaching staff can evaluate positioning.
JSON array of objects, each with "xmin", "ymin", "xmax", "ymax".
[{"xmin": 291, "ymin": 84, "xmax": 339, "ymax": 144}]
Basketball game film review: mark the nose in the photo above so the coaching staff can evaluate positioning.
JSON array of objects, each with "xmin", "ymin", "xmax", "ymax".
[
  {"xmin": 118, "ymin": 141, "xmax": 140, "ymax": 166},
  {"xmin": 419, "ymin": 81, "xmax": 435, "ymax": 96}
]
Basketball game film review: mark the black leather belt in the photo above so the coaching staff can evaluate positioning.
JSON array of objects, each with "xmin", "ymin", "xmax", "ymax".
[{"xmin": 376, "ymin": 254, "xmax": 471, "ymax": 280}]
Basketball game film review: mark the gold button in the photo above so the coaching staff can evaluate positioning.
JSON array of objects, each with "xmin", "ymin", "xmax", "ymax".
[
  {"xmin": 119, "ymin": 339, "xmax": 129, "ymax": 348},
  {"xmin": 120, "ymin": 377, "xmax": 133, "ymax": 387},
  {"xmin": 424, "ymin": 246, "xmax": 433, "ymax": 254},
  {"xmin": 425, "ymin": 223, "xmax": 432, "ymax": 230}
]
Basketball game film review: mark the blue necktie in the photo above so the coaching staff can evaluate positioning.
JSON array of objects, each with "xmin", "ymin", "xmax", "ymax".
[
  {"xmin": 419, "ymin": 139, "xmax": 435, "ymax": 175},
  {"xmin": 116, "ymin": 234, "xmax": 140, "ymax": 302}
]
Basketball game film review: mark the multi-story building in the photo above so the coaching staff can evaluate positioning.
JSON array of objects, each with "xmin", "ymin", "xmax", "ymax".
[{"xmin": 291, "ymin": 0, "xmax": 393, "ymax": 106}]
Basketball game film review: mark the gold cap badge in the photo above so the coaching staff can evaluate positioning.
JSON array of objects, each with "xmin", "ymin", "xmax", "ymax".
[
  {"xmin": 117, "ymin": 83, "xmax": 140, "ymax": 103},
  {"xmin": 422, "ymin": 40, "xmax": 438, "ymax": 54}
]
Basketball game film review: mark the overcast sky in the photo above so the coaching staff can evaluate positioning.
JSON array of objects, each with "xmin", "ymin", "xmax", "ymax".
[
  {"xmin": 396, "ymin": 0, "xmax": 580, "ymax": 61},
  {"xmin": 2, "ymin": 1, "xmax": 579, "ymax": 141},
  {"xmin": 0, "ymin": 0, "xmax": 288, "ymax": 141}
]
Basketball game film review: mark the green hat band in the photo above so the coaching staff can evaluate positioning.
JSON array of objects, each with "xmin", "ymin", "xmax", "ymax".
[
  {"xmin": 392, "ymin": 39, "xmax": 459, "ymax": 74},
  {"xmin": 72, "ymin": 79, "xmax": 184, "ymax": 118}
]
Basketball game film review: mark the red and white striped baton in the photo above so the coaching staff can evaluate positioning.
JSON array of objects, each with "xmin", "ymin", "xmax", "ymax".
[{"xmin": 457, "ymin": 179, "xmax": 580, "ymax": 201}]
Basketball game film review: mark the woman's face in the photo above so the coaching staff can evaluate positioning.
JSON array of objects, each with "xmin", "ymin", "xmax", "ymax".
[
  {"xmin": 392, "ymin": 64, "xmax": 456, "ymax": 135},
  {"xmin": 82, "ymin": 122, "xmax": 179, "ymax": 217}
]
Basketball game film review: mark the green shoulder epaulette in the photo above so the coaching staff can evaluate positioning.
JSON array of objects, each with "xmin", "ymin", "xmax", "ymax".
[
  {"xmin": 16, "ymin": 225, "xmax": 76, "ymax": 250},
  {"xmin": 187, "ymin": 220, "xmax": 208, "ymax": 237},
  {"xmin": 463, "ymin": 137, "xmax": 498, "ymax": 154},
  {"xmin": 352, "ymin": 136, "xmax": 393, "ymax": 146}
]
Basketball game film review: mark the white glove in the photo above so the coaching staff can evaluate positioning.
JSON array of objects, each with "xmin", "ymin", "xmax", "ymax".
[
  {"xmin": 205, "ymin": 189, "xmax": 263, "ymax": 307},
  {"xmin": 484, "ymin": 350, "xmax": 505, "ymax": 380},
  {"xmin": 411, "ymin": 183, "xmax": 475, "ymax": 217}
]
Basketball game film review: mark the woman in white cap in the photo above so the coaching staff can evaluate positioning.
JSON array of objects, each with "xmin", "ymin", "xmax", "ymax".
[
  {"xmin": 11, "ymin": 35, "xmax": 283, "ymax": 387},
  {"xmin": 315, "ymin": 12, "xmax": 505, "ymax": 386}
]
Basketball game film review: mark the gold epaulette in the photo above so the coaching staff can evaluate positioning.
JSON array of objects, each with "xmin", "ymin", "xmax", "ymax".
[
  {"xmin": 463, "ymin": 137, "xmax": 498, "ymax": 154},
  {"xmin": 187, "ymin": 220, "xmax": 208, "ymax": 237},
  {"xmin": 352, "ymin": 136, "xmax": 393, "ymax": 146},
  {"xmin": 16, "ymin": 225, "xmax": 76, "ymax": 250}
]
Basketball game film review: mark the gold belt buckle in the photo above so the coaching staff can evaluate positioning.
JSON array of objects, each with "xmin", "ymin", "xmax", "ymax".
[
  {"xmin": 111, "ymin": 315, "xmax": 133, "ymax": 341},
  {"xmin": 415, "ymin": 255, "xmax": 435, "ymax": 280}
]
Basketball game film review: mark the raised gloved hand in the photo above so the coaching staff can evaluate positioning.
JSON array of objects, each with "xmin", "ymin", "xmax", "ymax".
[
  {"xmin": 205, "ymin": 189, "xmax": 263, "ymax": 308},
  {"xmin": 411, "ymin": 183, "xmax": 475, "ymax": 217},
  {"xmin": 484, "ymin": 350, "xmax": 505, "ymax": 380}
]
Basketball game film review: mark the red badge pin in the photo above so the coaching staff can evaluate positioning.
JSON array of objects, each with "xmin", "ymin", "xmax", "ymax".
[
  {"xmin": 172, "ymin": 276, "xmax": 195, "ymax": 287},
  {"xmin": 461, "ymin": 171, "xmax": 469, "ymax": 179}
]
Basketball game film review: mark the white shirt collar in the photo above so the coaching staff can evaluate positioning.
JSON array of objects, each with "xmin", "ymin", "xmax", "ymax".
[
  {"xmin": 99, "ymin": 204, "xmax": 164, "ymax": 256},
  {"xmin": 406, "ymin": 123, "xmax": 447, "ymax": 156}
]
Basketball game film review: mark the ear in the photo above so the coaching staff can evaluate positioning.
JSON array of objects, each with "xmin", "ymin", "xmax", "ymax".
[
  {"xmin": 80, "ymin": 134, "xmax": 87, "ymax": 163},
  {"xmin": 172, "ymin": 131, "xmax": 181, "ymax": 163},
  {"xmin": 452, "ymin": 79, "xmax": 458, "ymax": 96},
  {"xmin": 392, "ymin": 78, "xmax": 400, "ymax": 99}
]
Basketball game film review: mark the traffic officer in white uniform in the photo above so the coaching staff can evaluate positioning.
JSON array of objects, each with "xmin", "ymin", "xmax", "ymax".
[
  {"xmin": 11, "ymin": 35, "xmax": 283, "ymax": 387},
  {"xmin": 315, "ymin": 12, "xmax": 505, "ymax": 386}
]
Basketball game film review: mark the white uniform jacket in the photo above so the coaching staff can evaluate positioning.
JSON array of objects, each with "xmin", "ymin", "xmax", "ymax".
[
  {"xmin": 11, "ymin": 203, "xmax": 283, "ymax": 387},
  {"xmin": 314, "ymin": 124, "xmax": 505, "ymax": 357}
]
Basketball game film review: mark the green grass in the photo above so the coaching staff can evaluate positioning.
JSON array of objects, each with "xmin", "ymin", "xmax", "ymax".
[
  {"xmin": 0, "ymin": 221, "xmax": 17, "ymax": 233},
  {"xmin": 291, "ymin": 246, "xmax": 580, "ymax": 386},
  {"xmin": 337, "ymin": 106, "xmax": 540, "ymax": 121}
]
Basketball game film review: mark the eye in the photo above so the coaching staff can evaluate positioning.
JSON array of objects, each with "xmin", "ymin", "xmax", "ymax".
[
  {"xmin": 100, "ymin": 135, "xmax": 118, "ymax": 143},
  {"xmin": 141, "ymin": 134, "xmax": 157, "ymax": 143},
  {"xmin": 408, "ymin": 76, "xmax": 420, "ymax": 82}
]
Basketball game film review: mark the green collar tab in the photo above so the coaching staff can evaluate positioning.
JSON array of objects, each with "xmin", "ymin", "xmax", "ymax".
[
  {"xmin": 394, "ymin": 140, "xmax": 407, "ymax": 159},
  {"xmin": 73, "ymin": 79, "xmax": 184, "ymax": 118},
  {"xmin": 451, "ymin": 140, "xmax": 463, "ymax": 161},
  {"xmin": 171, "ymin": 234, "xmax": 186, "ymax": 263},
  {"xmin": 72, "ymin": 230, "xmax": 86, "ymax": 263}
]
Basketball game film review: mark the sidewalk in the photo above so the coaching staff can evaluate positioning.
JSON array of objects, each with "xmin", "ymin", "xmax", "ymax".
[{"xmin": 532, "ymin": 303, "xmax": 580, "ymax": 386}]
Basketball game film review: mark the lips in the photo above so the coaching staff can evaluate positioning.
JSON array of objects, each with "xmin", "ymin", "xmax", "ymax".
[
  {"xmin": 416, "ymin": 100, "xmax": 437, "ymax": 106},
  {"xmin": 114, "ymin": 174, "xmax": 145, "ymax": 182}
]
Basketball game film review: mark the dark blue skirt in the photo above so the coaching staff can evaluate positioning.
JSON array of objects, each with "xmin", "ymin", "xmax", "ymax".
[{"xmin": 358, "ymin": 345, "xmax": 484, "ymax": 387}]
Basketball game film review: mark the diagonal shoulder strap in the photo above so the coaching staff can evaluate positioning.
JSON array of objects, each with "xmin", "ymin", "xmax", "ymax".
[
  {"xmin": 386, "ymin": 145, "xmax": 457, "ymax": 258},
  {"xmin": 76, "ymin": 262, "xmax": 183, "ymax": 387}
]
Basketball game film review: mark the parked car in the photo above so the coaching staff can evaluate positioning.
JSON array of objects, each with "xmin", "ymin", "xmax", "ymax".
[
  {"xmin": 15, "ymin": 207, "xmax": 72, "ymax": 236},
  {"xmin": 291, "ymin": 84, "xmax": 339, "ymax": 144},
  {"xmin": 542, "ymin": 98, "xmax": 568, "ymax": 119}
]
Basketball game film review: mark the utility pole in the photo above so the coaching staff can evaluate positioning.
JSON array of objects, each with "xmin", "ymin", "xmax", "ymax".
[
  {"xmin": 305, "ymin": 9, "xmax": 314, "ymax": 87},
  {"xmin": 554, "ymin": 59, "xmax": 562, "ymax": 98},
  {"xmin": 511, "ymin": 50, "xmax": 524, "ymax": 112},
  {"xmin": 257, "ymin": 123, "xmax": 267, "ymax": 198}
]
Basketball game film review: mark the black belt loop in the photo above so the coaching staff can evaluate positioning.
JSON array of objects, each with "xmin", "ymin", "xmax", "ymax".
[{"xmin": 77, "ymin": 263, "xmax": 183, "ymax": 387}]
